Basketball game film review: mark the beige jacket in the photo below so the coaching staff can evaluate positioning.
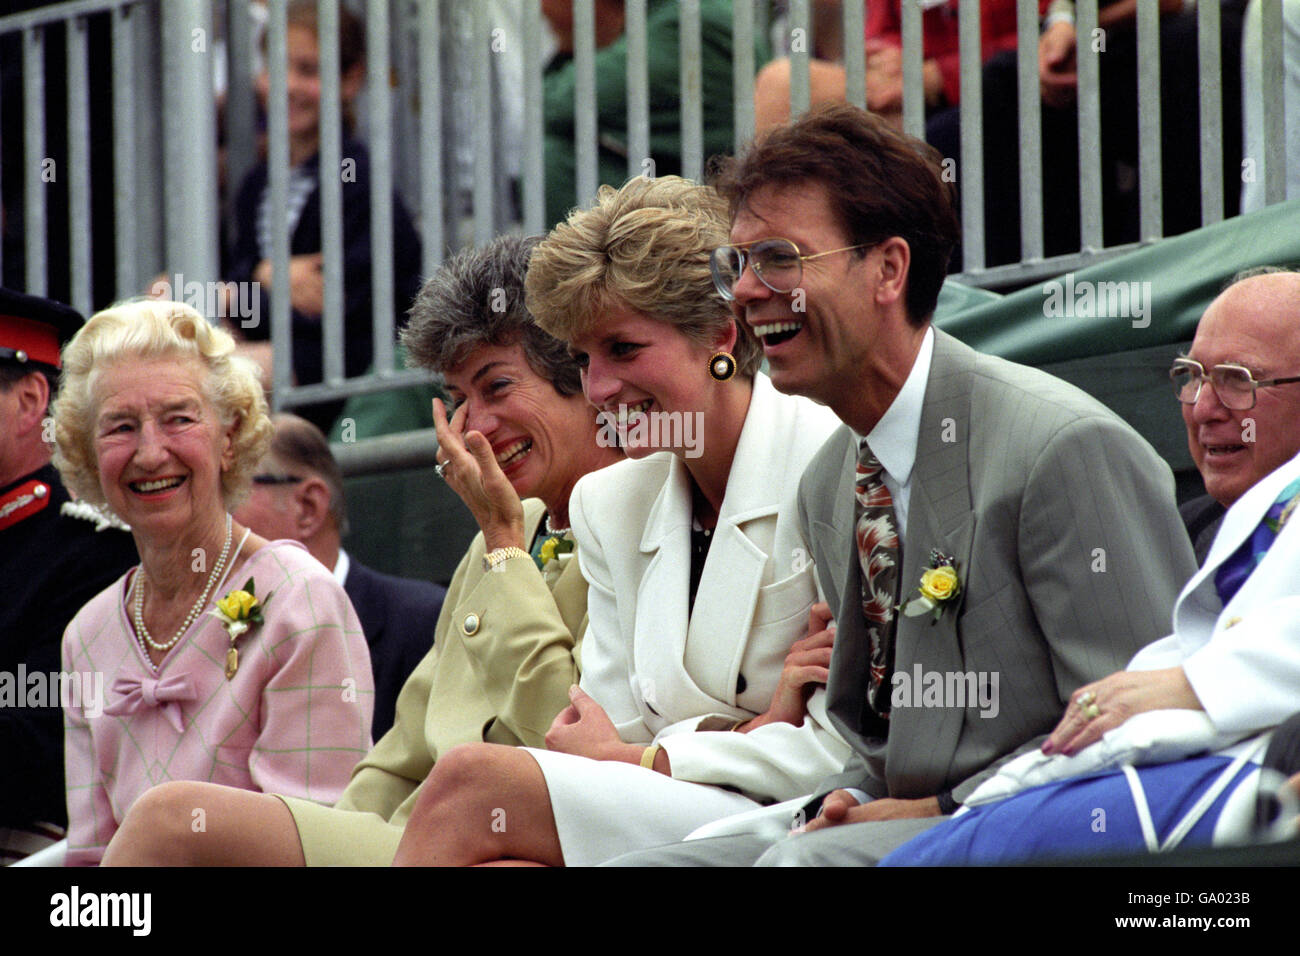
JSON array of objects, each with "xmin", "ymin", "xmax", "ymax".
[{"xmin": 283, "ymin": 500, "xmax": 587, "ymax": 864}]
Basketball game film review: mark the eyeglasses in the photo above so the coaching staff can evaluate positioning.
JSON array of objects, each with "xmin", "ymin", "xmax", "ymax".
[
  {"xmin": 1170, "ymin": 358, "xmax": 1300, "ymax": 410},
  {"xmin": 251, "ymin": 474, "xmax": 304, "ymax": 485},
  {"xmin": 710, "ymin": 237, "xmax": 872, "ymax": 301}
]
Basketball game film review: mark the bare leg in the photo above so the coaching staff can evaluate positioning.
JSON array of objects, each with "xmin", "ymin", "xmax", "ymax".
[
  {"xmin": 391, "ymin": 744, "xmax": 562, "ymax": 867},
  {"xmin": 102, "ymin": 781, "xmax": 306, "ymax": 866}
]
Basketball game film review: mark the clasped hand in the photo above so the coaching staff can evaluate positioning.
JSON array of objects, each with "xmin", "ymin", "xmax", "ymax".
[
  {"xmin": 252, "ymin": 253, "xmax": 325, "ymax": 316},
  {"xmin": 545, "ymin": 685, "xmax": 631, "ymax": 763},
  {"xmin": 743, "ymin": 603, "xmax": 836, "ymax": 732},
  {"xmin": 797, "ymin": 791, "xmax": 942, "ymax": 833}
]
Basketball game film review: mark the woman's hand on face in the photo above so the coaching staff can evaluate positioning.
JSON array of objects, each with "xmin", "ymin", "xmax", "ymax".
[
  {"xmin": 545, "ymin": 686, "xmax": 638, "ymax": 763},
  {"xmin": 433, "ymin": 398, "xmax": 525, "ymax": 552},
  {"xmin": 1042, "ymin": 667, "xmax": 1203, "ymax": 757},
  {"xmin": 740, "ymin": 603, "xmax": 835, "ymax": 732}
]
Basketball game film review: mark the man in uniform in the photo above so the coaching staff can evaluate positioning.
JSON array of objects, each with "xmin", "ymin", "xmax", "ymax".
[{"xmin": 0, "ymin": 288, "xmax": 137, "ymax": 861}]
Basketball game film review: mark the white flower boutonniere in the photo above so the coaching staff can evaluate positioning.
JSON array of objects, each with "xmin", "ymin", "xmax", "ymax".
[
  {"xmin": 901, "ymin": 550, "xmax": 962, "ymax": 624},
  {"xmin": 209, "ymin": 577, "xmax": 273, "ymax": 679}
]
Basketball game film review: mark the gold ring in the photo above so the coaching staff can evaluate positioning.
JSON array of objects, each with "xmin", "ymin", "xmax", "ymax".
[
  {"xmin": 1077, "ymin": 690, "xmax": 1096, "ymax": 708},
  {"xmin": 1083, "ymin": 702, "xmax": 1101, "ymax": 720}
]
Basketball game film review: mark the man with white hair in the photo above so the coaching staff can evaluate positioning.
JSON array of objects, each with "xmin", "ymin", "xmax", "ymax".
[{"xmin": 1176, "ymin": 269, "xmax": 1300, "ymax": 561}]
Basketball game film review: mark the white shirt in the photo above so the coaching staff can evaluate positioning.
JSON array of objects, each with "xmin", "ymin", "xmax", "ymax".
[
  {"xmin": 331, "ymin": 548, "xmax": 351, "ymax": 588},
  {"xmin": 853, "ymin": 326, "xmax": 934, "ymax": 537}
]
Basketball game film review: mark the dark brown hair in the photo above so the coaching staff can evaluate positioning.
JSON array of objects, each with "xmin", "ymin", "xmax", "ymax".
[{"xmin": 710, "ymin": 103, "xmax": 959, "ymax": 325}]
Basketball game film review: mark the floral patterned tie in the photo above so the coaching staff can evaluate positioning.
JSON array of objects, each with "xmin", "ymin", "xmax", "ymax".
[{"xmin": 855, "ymin": 439, "xmax": 901, "ymax": 722}]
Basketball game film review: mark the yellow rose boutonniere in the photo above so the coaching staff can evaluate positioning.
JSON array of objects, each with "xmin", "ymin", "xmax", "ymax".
[
  {"xmin": 901, "ymin": 550, "xmax": 962, "ymax": 624},
  {"xmin": 535, "ymin": 535, "xmax": 575, "ymax": 569},
  {"xmin": 209, "ymin": 577, "xmax": 273, "ymax": 679},
  {"xmin": 536, "ymin": 535, "xmax": 576, "ymax": 585}
]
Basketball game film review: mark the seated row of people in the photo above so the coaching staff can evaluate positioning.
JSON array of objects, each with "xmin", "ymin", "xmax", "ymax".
[{"xmin": 4, "ymin": 101, "xmax": 1298, "ymax": 866}]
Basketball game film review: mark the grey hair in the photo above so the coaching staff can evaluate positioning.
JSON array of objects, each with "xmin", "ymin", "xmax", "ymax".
[
  {"xmin": 1223, "ymin": 265, "xmax": 1300, "ymax": 290},
  {"xmin": 401, "ymin": 235, "xmax": 584, "ymax": 396}
]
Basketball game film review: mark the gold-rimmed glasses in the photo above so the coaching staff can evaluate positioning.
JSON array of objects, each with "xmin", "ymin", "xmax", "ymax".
[
  {"xmin": 710, "ymin": 237, "xmax": 872, "ymax": 301},
  {"xmin": 1170, "ymin": 357, "xmax": 1300, "ymax": 410}
]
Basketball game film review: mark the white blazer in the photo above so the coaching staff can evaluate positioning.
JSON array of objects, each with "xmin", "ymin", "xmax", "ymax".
[
  {"xmin": 570, "ymin": 374, "xmax": 852, "ymax": 803},
  {"xmin": 1130, "ymin": 448, "xmax": 1300, "ymax": 738}
]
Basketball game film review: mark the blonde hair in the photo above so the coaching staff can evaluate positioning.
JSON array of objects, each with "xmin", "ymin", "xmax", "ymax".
[
  {"xmin": 525, "ymin": 176, "xmax": 762, "ymax": 377},
  {"xmin": 52, "ymin": 299, "xmax": 273, "ymax": 511}
]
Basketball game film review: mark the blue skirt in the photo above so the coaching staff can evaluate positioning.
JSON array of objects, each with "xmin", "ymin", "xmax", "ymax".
[{"xmin": 880, "ymin": 755, "xmax": 1259, "ymax": 865}]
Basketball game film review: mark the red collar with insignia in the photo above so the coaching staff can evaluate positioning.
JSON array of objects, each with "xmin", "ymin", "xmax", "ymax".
[{"xmin": 0, "ymin": 478, "xmax": 52, "ymax": 532}]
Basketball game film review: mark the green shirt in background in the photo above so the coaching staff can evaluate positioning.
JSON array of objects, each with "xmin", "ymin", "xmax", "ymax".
[{"xmin": 544, "ymin": 0, "xmax": 768, "ymax": 227}]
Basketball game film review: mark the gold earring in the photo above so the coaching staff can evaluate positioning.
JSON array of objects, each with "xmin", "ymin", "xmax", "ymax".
[{"xmin": 708, "ymin": 351, "xmax": 737, "ymax": 382}]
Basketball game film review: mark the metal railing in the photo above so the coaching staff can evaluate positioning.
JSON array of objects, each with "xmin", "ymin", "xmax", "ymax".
[{"xmin": 1, "ymin": 0, "xmax": 1290, "ymax": 417}]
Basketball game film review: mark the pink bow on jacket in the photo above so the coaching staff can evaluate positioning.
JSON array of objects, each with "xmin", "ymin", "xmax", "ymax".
[{"xmin": 104, "ymin": 674, "xmax": 198, "ymax": 734}]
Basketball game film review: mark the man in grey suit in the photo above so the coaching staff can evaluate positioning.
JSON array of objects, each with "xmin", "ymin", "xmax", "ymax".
[{"xmin": 607, "ymin": 104, "xmax": 1197, "ymax": 865}]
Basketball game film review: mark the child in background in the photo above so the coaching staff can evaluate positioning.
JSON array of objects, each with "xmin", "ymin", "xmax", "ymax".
[{"xmin": 226, "ymin": 0, "xmax": 422, "ymax": 433}]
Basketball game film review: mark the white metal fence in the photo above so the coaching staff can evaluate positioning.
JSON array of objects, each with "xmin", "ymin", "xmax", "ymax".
[{"xmin": 0, "ymin": 0, "xmax": 1291, "ymax": 414}]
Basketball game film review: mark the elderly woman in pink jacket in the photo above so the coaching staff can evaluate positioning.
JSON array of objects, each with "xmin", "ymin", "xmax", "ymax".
[{"xmin": 53, "ymin": 300, "xmax": 373, "ymax": 865}]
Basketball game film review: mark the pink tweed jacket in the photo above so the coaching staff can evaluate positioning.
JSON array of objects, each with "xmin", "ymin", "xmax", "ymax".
[{"xmin": 62, "ymin": 540, "xmax": 374, "ymax": 865}]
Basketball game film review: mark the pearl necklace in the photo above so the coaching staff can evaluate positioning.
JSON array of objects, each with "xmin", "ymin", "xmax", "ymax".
[
  {"xmin": 544, "ymin": 515, "xmax": 570, "ymax": 536},
  {"xmin": 133, "ymin": 513, "xmax": 233, "ymax": 652}
]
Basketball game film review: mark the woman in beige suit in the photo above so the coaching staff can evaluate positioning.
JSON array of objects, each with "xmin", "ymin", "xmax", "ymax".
[{"xmin": 102, "ymin": 236, "xmax": 623, "ymax": 865}]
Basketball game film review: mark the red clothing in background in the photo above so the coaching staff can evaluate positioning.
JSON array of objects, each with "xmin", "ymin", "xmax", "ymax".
[{"xmin": 866, "ymin": 0, "xmax": 1049, "ymax": 105}]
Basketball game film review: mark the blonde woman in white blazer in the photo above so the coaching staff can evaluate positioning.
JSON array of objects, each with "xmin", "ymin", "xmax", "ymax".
[{"xmin": 392, "ymin": 177, "xmax": 851, "ymax": 866}]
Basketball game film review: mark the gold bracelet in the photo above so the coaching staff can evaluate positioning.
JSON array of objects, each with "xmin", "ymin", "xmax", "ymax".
[
  {"xmin": 482, "ymin": 546, "xmax": 529, "ymax": 572},
  {"xmin": 640, "ymin": 743, "xmax": 661, "ymax": 769}
]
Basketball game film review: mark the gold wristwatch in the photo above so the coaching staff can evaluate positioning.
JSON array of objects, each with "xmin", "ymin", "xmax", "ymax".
[{"xmin": 482, "ymin": 546, "xmax": 529, "ymax": 572}]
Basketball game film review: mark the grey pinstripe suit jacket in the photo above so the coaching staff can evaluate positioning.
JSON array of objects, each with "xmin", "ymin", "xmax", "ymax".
[{"xmin": 801, "ymin": 328, "xmax": 1198, "ymax": 805}]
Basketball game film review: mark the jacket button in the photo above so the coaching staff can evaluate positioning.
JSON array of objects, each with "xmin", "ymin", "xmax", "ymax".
[{"xmin": 462, "ymin": 613, "xmax": 480, "ymax": 635}]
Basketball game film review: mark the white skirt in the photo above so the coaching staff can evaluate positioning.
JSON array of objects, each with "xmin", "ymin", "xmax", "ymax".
[{"xmin": 527, "ymin": 748, "xmax": 761, "ymax": 866}]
